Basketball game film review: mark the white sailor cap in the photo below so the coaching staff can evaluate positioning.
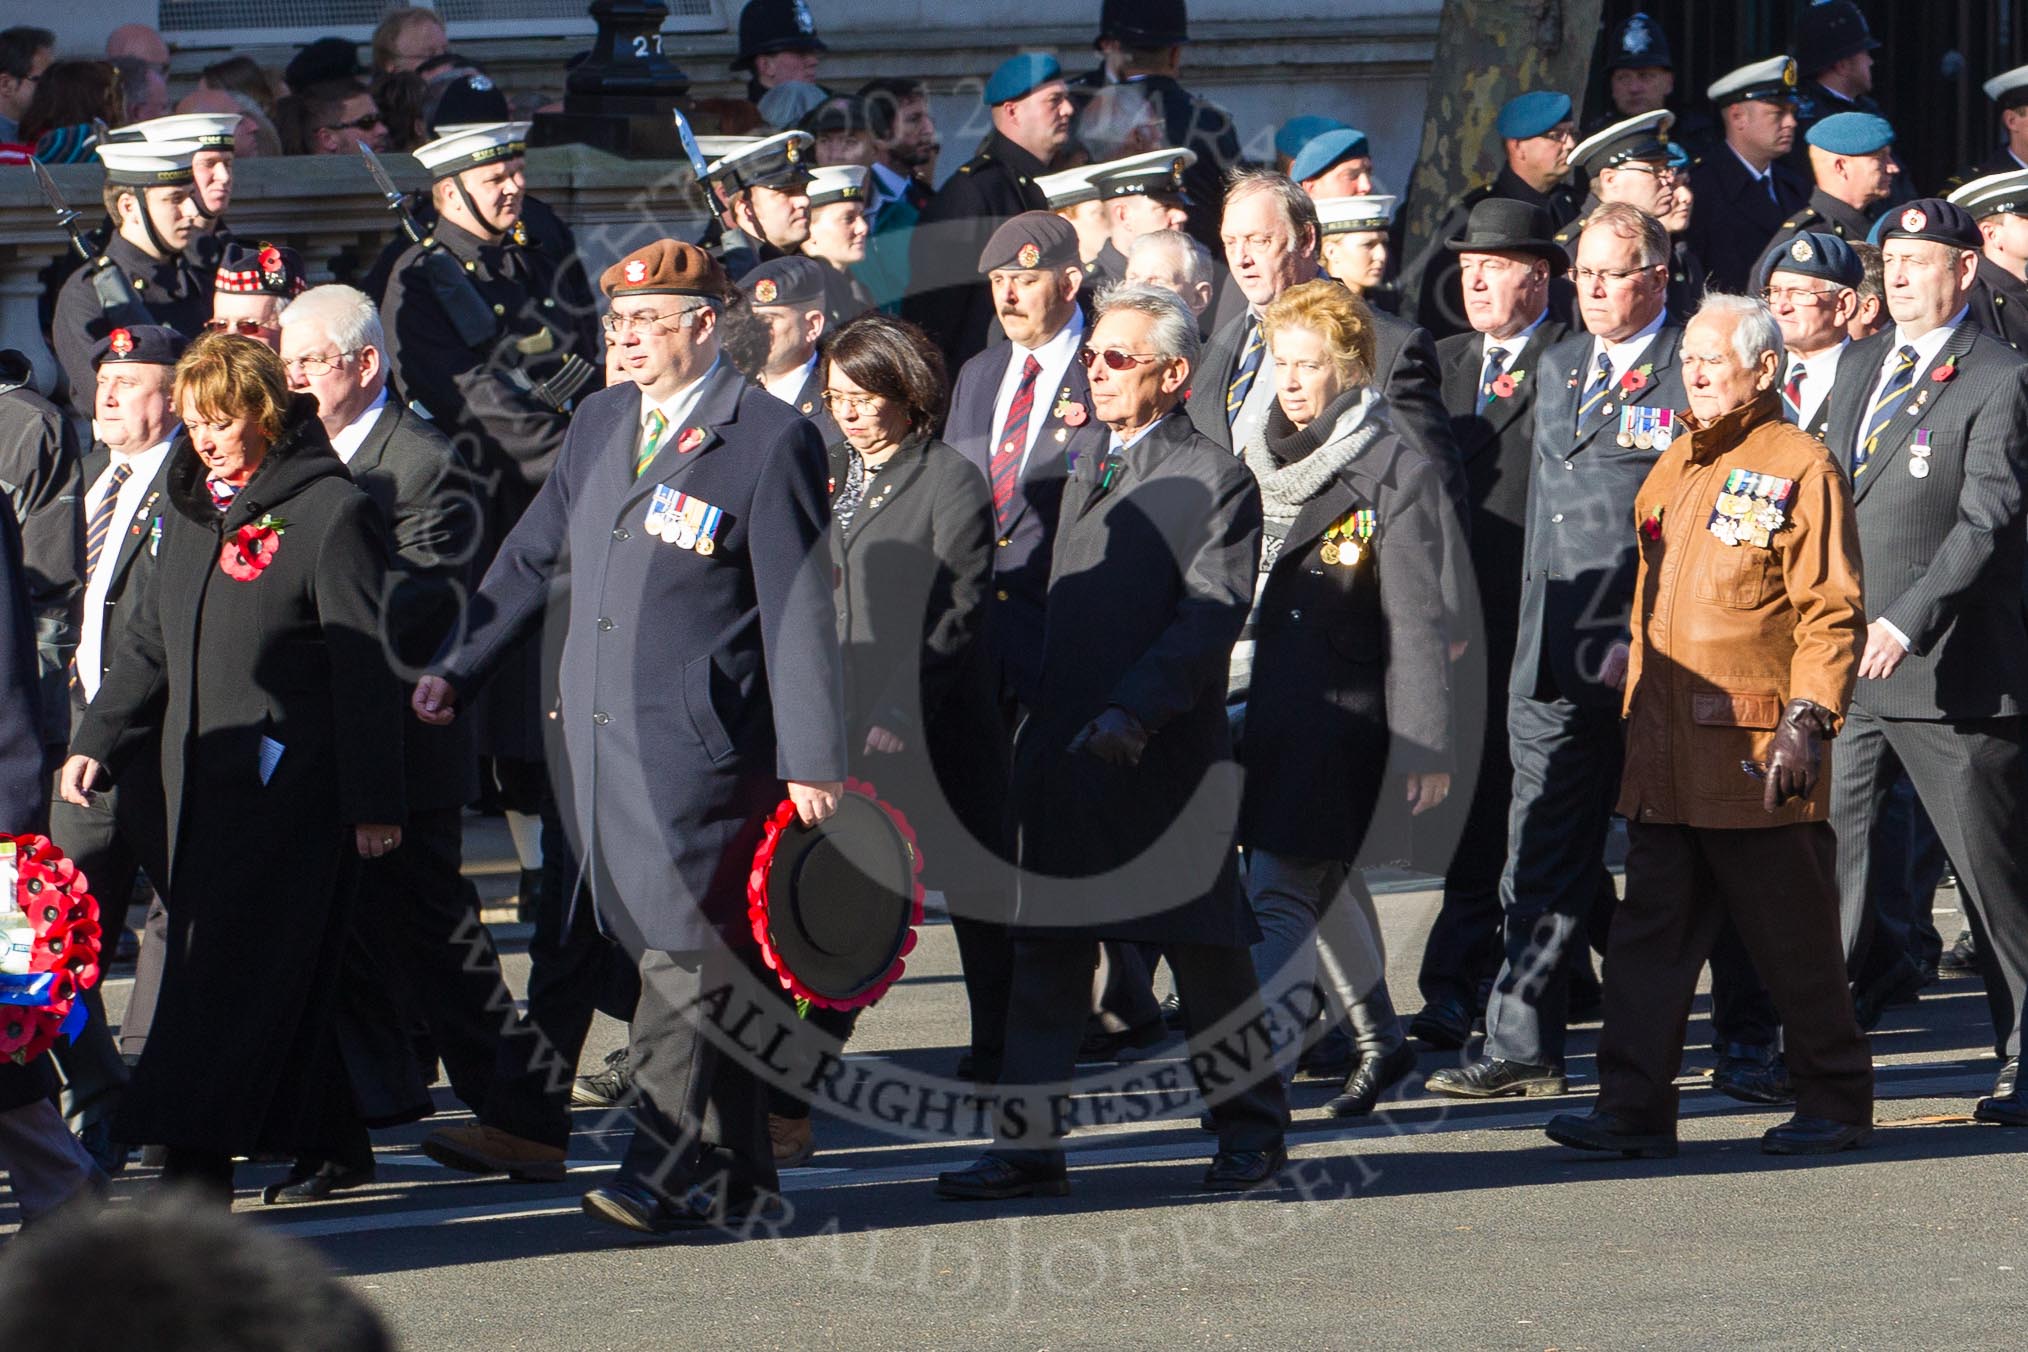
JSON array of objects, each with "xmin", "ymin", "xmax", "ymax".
[
  {"xmin": 706, "ymin": 130, "xmax": 815, "ymax": 197},
  {"xmin": 1035, "ymin": 163, "xmax": 1103, "ymax": 210},
  {"xmin": 1707, "ymin": 55, "xmax": 1799, "ymax": 107},
  {"xmin": 414, "ymin": 121, "xmax": 531, "ymax": 180},
  {"xmin": 807, "ymin": 163, "xmax": 869, "ymax": 209},
  {"xmin": 1985, "ymin": 63, "xmax": 2028, "ymax": 109},
  {"xmin": 1316, "ymin": 194, "xmax": 1398, "ymax": 235},
  {"xmin": 1948, "ymin": 169, "xmax": 2028, "ymax": 219},
  {"xmin": 96, "ymin": 138, "xmax": 204, "ymax": 187},
  {"xmin": 695, "ymin": 134, "xmax": 760, "ymax": 160},
  {"xmin": 1088, "ymin": 147, "xmax": 1198, "ymax": 202},
  {"xmin": 106, "ymin": 112, "xmax": 243, "ymax": 151},
  {"xmin": 1569, "ymin": 110, "xmax": 1675, "ymax": 176}
]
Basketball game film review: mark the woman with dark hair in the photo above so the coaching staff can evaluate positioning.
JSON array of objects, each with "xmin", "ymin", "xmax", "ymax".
[
  {"xmin": 763, "ymin": 312, "xmax": 1009, "ymax": 1166},
  {"xmin": 60, "ymin": 334, "xmax": 405, "ymax": 1197},
  {"xmin": 22, "ymin": 60, "xmax": 122, "ymax": 164}
]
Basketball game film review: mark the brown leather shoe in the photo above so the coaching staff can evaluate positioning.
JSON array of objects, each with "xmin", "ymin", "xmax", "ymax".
[
  {"xmin": 421, "ymin": 1122, "xmax": 566, "ymax": 1182},
  {"xmin": 768, "ymin": 1114, "xmax": 815, "ymax": 1168}
]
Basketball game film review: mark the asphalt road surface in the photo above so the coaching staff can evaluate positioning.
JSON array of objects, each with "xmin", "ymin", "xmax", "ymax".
[{"xmin": 6, "ymin": 817, "xmax": 2025, "ymax": 1351}]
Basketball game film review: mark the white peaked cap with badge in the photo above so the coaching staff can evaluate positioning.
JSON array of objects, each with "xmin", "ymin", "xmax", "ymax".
[
  {"xmin": 806, "ymin": 163, "xmax": 870, "ymax": 209},
  {"xmin": 414, "ymin": 121, "xmax": 532, "ymax": 179},
  {"xmin": 1707, "ymin": 54, "xmax": 1799, "ymax": 105},
  {"xmin": 1985, "ymin": 64, "xmax": 2028, "ymax": 102},
  {"xmin": 1948, "ymin": 169, "xmax": 2028, "ymax": 218},
  {"xmin": 110, "ymin": 112, "xmax": 243, "ymax": 149},
  {"xmin": 1035, "ymin": 163, "xmax": 1104, "ymax": 210},
  {"xmin": 96, "ymin": 139, "xmax": 205, "ymax": 185},
  {"xmin": 1316, "ymin": 194, "xmax": 1398, "ymax": 235}
]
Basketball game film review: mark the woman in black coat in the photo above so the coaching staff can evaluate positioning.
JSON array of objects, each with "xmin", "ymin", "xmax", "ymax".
[
  {"xmin": 765, "ymin": 313, "xmax": 1007, "ymax": 1164},
  {"xmin": 1232, "ymin": 281, "xmax": 1452, "ymax": 1119},
  {"xmin": 61, "ymin": 335, "xmax": 405, "ymax": 1195}
]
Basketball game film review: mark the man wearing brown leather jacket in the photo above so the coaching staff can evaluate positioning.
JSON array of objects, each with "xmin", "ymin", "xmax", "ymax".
[{"xmin": 1544, "ymin": 292, "xmax": 1874, "ymax": 1161}]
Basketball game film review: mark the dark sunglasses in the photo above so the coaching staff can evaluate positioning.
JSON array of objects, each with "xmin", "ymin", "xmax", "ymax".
[
  {"xmin": 322, "ymin": 112, "xmax": 385, "ymax": 133},
  {"xmin": 1078, "ymin": 346, "xmax": 1160, "ymax": 371}
]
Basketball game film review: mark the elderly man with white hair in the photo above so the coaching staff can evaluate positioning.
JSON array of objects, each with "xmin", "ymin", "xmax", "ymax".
[
  {"xmin": 265, "ymin": 285, "xmax": 517, "ymax": 1202},
  {"xmin": 1122, "ymin": 227, "xmax": 1214, "ymax": 326},
  {"xmin": 1545, "ymin": 292, "xmax": 1873, "ymax": 1163}
]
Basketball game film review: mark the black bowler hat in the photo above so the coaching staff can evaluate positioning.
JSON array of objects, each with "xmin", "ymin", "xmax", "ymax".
[
  {"xmin": 1445, "ymin": 198, "xmax": 1569, "ymax": 273},
  {"xmin": 284, "ymin": 36, "xmax": 363, "ymax": 90},
  {"xmin": 1097, "ymin": 0, "xmax": 1191, "ymax": 47},
  {"xmin": 1794, "ymin": 0, "xmax": 1881, "ymax": 81},
  {"xmin": 732, "ymin": 0, "xmax": 828, "ymax": 72},
  {"xmin": 748, "ymin": 787, "xmax": 923, "ymax": 1009}
]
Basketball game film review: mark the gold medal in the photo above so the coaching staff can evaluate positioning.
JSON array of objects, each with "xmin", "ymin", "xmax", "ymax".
[
  {"xmin": 695, "ymin": 535, "xmax": 715, "ymax": 556},
  {"xmin": 1320, "ymin": 542, "xmax": 1340, "ymax": 565}
]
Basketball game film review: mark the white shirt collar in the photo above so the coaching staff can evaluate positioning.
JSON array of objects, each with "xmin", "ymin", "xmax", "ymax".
[
  {"xmin": 761, "ymin": 352, "xmax": 819, "ymax": 408},
  {"xmin": 1887, "ymin": 307, "xmax": 1971, "ymax": 372},
  {"xmin": 1483, "ymin": 310, "xmax": 1548, "ymax": 364},
  {"xmin": 1017, "ymin": 305, "xmax": 1086, "ymax": 361},
  {"xmin": 868, "ymin": 161, "xmax": 911, "ymax": 210},
  {"xmin": 1589, "ymin": 307, "xmax": 1667, "ymax": 378},
  {"xmin": 641, "ymin": 357, "xmax": 721, "ymax": 436},
  {"xmin": 1729, "ymin": 144, "xmax": 1772, "ymax": 181},
  {"xmin": 328, "ymin": 387, "xmax": 389, "ymax": 466}
]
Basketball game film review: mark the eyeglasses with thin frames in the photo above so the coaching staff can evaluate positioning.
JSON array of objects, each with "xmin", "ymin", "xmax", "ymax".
[
  {"xmin": 282, "ymin": 350, "xmax": 360, "ymax": 377},
  {"xmin": 822, "ymin": 391, "xmax": 886, "ymax": 416},
  {"xmin": 1569, "ymin": 264, "xmax": 1663, "ymax": 287},
  {"xmin": 601, "ymin": 306, "xmax": 706, "ymax": 336},
  {"xmin": 1760, "ymin": 285, "xmax": 1841, "ymax": 308}
]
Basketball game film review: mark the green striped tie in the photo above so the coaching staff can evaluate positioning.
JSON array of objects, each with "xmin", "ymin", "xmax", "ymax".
[{"xmin": 635, "ymin": 409, "xmax": 668, "ymax": 479}]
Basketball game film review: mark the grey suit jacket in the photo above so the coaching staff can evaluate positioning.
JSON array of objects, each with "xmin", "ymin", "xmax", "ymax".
[
  {"xmin": 1512, "ymin": 320, "xmax": 1687, "ymax": 710},
  {"xmin": 1822, "ymin": 322, "xmax": 2028, "ymax": 720}
]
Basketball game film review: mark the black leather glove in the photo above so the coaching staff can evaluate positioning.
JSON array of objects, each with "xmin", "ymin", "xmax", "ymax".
[
  {"xmin": 1068, "ymin": 706, "xmax": 1149, "ymax": 767},
  {"xmin": 1763, "ymin": 698, "xmax": 1834, "ymax": 812}
]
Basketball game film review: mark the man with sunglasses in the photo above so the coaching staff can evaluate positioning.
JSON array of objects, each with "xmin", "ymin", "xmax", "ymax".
[
  {"xmin": 206, "ymin": 241, "xmax": 308, "ymax": 351},
  {"xmin": 1684, "ymin": 57, "xmax": 1810, "ymax": 297},
  {"xmin": 50, "ymin": 140, "xmax": 211, "ymax": 421},
  {"xmin": 296, "ymin": 78, "xmax": 390, "ymax": 156},
  {"xmin": 414, "ymin": 240, "xmax": 846, "ymax": 1232}
]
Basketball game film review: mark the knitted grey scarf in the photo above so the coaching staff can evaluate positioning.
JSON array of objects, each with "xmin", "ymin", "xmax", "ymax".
[{"xmin": 1239, "ymin": 389, "xmax": 1388, "ymax": 525}]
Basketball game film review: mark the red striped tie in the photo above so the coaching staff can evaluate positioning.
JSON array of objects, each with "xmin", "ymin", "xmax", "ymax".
[{"xmin": 990, "ymin": 355, "xmax": 1041, "ymax": 529}]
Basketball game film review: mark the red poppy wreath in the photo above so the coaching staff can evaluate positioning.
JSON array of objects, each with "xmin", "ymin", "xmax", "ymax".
[{"xmin": 0, "ymin": 834, "xmax": 104, "ymax": 1066}]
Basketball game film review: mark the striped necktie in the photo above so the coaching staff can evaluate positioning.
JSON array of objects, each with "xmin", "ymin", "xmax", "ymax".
[
  {"xmin": 1782, "ymin": 360, "xmax": 1805, "ymax": 424},
  {"xmin": 1855, "ymin": 345, "xmax": 1917, "ymax": 479},
  {"xmin": 1576, "ymin": 350, "xmax": 1615, "ymax": 432},
  {"xmin": 84, "ymin": 462, "xmax": 131, "ymax": 584},
  {"xmin": 1480, "ymin": 346, "xmax": 1509, "ymax": 411},
  {"xmin": 990, "ymin": 355, "xmax": 1041, "ymax": 529},
  {"xmin": 635, "ymin": 408, "xmax": 668, "ymax": 479},
  {"xmin": 1226, "ymin": 319, "xmax": 1265, "ymax": 423}
]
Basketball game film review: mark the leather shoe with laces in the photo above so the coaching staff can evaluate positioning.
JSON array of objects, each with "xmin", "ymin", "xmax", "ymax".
[
  {"xmin": 582, "ymin": 1176, "xmax": 777, "ymax": 1235},
  {"xmin": 261, "ymin": 1160, "xmax": 377, "ymax": 1205},
  {"xmin": 1425, "ymin": 1057, "xmax": 1566, "ymax": 1099},
  {"xmin": 1544, "ymin": 1111, "xmax": 1677, "ymax": 1158},
  {"xmin": 1711, "ymin": 1043, "xmax": 1796, "ymax": 1105},
  {"xmin": 1975, "ymin": 1058, "xmax": 2025, "ymax": 1125},
  {"xmin": 768, "ymin": 1113, "xmax": 816, "ymax": 1167},
  {"xmin": 1407, "ymin": 997, "xmax": 1474, "ymax": 1050},
  {"xmin": 421, "ymin": 1122, "xmax": 566, "ymax": 1182},
  {"xmin": 1325, "ymin": 1041, "xmax": 1418, "ymax": 1118},
  {"xmin": 1203, "ymin": 1146, "xmax": 1287, "ymax": 1190},
  {"xmin": 1761, "ymin": 1115, "xmax": 1872, "ymax": 1154},
  {"xmin": 936, "ymin": 1154, "xmax": 1070, "ymax": 1200},
  {"xmin": 572, "ymin": 1046, "xmax": 633, "ymax": 1108}
]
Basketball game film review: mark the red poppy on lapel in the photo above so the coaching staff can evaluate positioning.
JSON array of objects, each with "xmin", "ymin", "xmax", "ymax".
[
  {"xmin": 1930, "ymin": 355, "xmax": 1958, "ymax": 383},
  {"xmin": 677, "ymin": 426, "xmax": 706, "ymax": 454},
  {"xmin": 220, "ymin": 514, "xmax": 287, "ymax": 581}
]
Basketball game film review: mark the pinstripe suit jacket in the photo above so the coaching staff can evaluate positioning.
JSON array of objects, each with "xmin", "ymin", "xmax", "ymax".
[{"xmin": 1821, "ymin": 321, "xmax": 2028, "ymax": 720}]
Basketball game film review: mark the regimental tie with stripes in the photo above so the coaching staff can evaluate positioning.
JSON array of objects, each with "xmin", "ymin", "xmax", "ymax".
[
  {"xmin": 635, "ymin": 409, "xmax": 668, "ymax": 479},
  {"xmin": 1226, "ymin": 319, "xmax": 1265, "ymax": 423},
  {"xmin": 1576, "ymin": 350, "xmax": 1615, "ymax": 432},
  {"xmin": 990, "ymin": 355, "xmax": 1041, "ymax": 529},
  {"xmin": 72, "ymin": 462, "xmax": 132, "ymax": 689},
  {"xmin": 1855, "ymin": 344, "xmax": 1918, "ymax": 479}
]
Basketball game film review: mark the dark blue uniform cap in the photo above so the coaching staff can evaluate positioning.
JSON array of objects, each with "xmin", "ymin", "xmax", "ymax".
[
  {"xmin": 91, "ymin": 324, "xmax": 189, "ymax": 370},
  {"xmin": 1765, "ymin": 231, "xmax": 1863, "ymax": 288}
]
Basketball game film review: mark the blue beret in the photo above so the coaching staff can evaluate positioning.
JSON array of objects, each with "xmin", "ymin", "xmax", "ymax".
[
  {"xmin": 1275, "ymin": 115, "xmax": 1347, "ymax": 163},
  {"xmin": 1289, "ymin": 127, "xmax": 1371, "ymax": 184},
  {"xmin": 1665, "ymin": 141, "xmax": 1691, "ymax": 170},
  {"xmin": 983, "ymin": 53, "xmax": 1063, "ymax": 107},
  {"xmin": 1804, "ymin": 111, "xmax": 1895, "ymax": 156},
  {"xmin": 1764, "ymin": 231, "xmax": 1862, "ymax": 289},
  {"xmin": 1496, "ymin": 91, "xmax": 1573, "ymax": 141}
]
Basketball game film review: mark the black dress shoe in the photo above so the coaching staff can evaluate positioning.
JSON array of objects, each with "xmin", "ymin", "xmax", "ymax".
[
  {"xmin": 1295, "ymin": 1046, "xmax": 1356, "ymax": 1081},
  {"xmin": 1425, "ymin": 1057, "xmax": 1567, "ymax": 1099},
  {"xmin": 261, "ymin": 1160, "xmax": 377, "ymax": 1205},
  {"xmin": 1711, "ymin": 1044, "xmax": 1796, "ymax": 1106},
  {"xmin": 1159, "ymin": 992, "xmax": 1186, "ymax": 1029},
  {"xmin": 1761, "ymin": 1115, "xmax": 1872, "ymax": 1155},
  {"xmin": 1938, "ymin": 930, "xmax": 1979, "ymax": 973},
  {"xmin": 582, "ymin": 1179, "xmax": 705, "ymax": 1235},
  {"xmin": 1203, "ymin": 1146, "xmax": 1286, "ymax": 1191},
  {"xmin": 1544, "ymin": 1111, "xmax": 1677, "ymax": 1159},
  {"xmin": 1407, "ymin": 997, "xmax": 1474, "ymax": 1051},
  {"xmin": 1074, "ymin": 1019, "xmax": 1167, "ymax": 1063},
  {"xmin": 935, "ymin": 1155, "xmax": 1070, "ymax": 1200},
  {"xmin": 1974, "ymin": 1091, "xmax": 2027, "ymax": 1126},
  {"xmin": 1991, "ymin": 1057, "xmax": 2019, "ymax": 1100},
  {"xmin": 1325, "ymin": 1041, "xmax": 1418, "ymax": 1118}
]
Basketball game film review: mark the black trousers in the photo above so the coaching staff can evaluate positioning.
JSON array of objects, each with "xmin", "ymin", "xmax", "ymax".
[
  {"xmin": 480, "ymin": 802, "xmax": 639, "ymax": 1147},
  {"xmin": 619, "ymin": 945, "xmax": 779, "ymax": 1204},
  {"xmin": 1832, "ymin": 708, "xmax": 2028, "ymax": 1058},
  {"xmin": 990, "ymin": 937, "xmax": 1287, "ymax": 1172},
  {"xmin": 1420, "ymin": 638, "xmax": 1513, "ymax": 1010},
  {"xmin": 1597, "ymin": 822, "xmax": 1873, "ymax": 1129},
  {"xmin": 46, "ymin": 774, "xmax": 168, "ymax": 1122}
]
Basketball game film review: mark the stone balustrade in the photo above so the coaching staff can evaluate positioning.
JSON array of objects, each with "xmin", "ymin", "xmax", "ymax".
[{"xmin": 0, "ymin": 146, "xmax": 712, "ymax": 394}]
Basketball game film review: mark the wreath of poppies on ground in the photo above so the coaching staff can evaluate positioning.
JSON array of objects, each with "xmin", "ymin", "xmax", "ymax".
[
  {"xmin": 746, "ymin": 778, "xmax": 925, "ymax": 1011},
  {"xmin": 0, "ymin": 834, "xmax": 103, "ymax": 1065}
]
